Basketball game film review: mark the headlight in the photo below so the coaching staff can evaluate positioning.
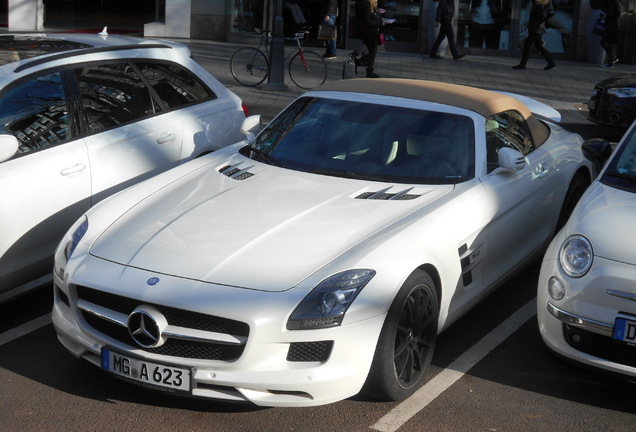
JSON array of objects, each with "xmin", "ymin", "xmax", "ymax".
[
  {"xmin": 607, "ymin": 87, "xmax": 636, "ymax": 98},
  {"xmin": 54, "ymin": 216, "xmax": 88, "ymax": 279},
  {"xmin": 64, "ymin": 216, "xmax": 89, "ymax": 261},
  {"xmin": 287, "ymin": 269, "xmax": 375, "ymax": 330},
  {"xmin": 559, "ymin": 235, "xmax": 593, "ymax": 278}
]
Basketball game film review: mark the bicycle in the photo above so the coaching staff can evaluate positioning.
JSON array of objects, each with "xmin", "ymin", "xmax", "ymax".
[{"xmin": 230, "ymin": 30, "xmax": 328, "ymax": 90}]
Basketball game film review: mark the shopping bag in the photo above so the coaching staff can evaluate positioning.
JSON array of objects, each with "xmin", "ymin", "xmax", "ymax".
[
  {"xmin": 317, "ymin": 24, "xmax": 337, "ymax": 40},
  {"xmin": 592, "ymin": 17, "xmax": 605, "ymax": 37},
  {"xmin": 342, "ymin": 56, "xmax": 356, "ymax": 79}
]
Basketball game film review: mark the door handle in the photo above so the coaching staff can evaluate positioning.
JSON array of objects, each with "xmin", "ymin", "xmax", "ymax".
[
  {"xmin": 534, "ymin": 164, "xmax": 550, "ymax": 179},
  {"xmin": 60, "ymin": 163, "xmax": 86, "ymax": 176},
  {"xmin": 157, "ymin": 134, "xmax": 176, "ymax": 145}
]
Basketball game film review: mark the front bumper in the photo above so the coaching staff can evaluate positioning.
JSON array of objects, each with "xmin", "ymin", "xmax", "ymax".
[
  {"xmin": 52, "ymin": 268, "xmax": 386, "ymax": 407},
  {"xmin": 537, "ymin": 254, "xmax": 636, "ymax": 379}
]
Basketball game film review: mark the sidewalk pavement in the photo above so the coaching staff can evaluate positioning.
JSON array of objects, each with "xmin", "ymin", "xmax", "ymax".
[{"xmin": 185, "ymin": 38, "xmax": 636, "ymax": 137}]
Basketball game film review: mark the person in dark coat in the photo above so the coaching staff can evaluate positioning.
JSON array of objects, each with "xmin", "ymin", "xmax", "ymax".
[
  {"xmin": 600, "ymin": 0, "xmax": 623, "ymax": 68},
  {"xmin": 513, "ymin": 0, "xmax": 556, "ymax": 70},
  {"xmin": 355, "ymin": 0, "xmax": 382, "ymax": 77},
  {"xmin": 430, "ymin": 0, "xmax": 465, "ymax": 60}
]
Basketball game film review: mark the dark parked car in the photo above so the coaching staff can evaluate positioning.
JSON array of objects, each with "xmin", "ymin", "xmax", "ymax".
[{"xmin": 588, "ymin": 73, "xmax": 636, "ymax": 129}]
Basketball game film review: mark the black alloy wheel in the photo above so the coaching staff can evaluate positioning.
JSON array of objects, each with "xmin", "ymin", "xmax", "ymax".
[{"xmin": 363, "ymin": 270, "xmax": 439, "ymax": 401}]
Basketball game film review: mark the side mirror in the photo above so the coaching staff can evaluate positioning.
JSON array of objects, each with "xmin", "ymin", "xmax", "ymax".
[
  {"xmin": 582, "ymin": 138, "xmax": 613, "ymax": 177},
  {"xmin": 0, "ymin": 135, "xmax": 19, "ymax": 163},
  {"xmin": 490, "ymin": 147, "xmax": 526, "ymax": 175},
  {"xmin": 241, "ymin": 115, "xmax": 263, "ymax": 141}
]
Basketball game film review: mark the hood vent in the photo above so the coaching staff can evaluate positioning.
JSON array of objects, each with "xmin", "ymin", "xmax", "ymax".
[
  {"xmin": 356, "ymin": 187, "xmax": 419, "ymax": 200},
  {"xmin": 219, "ymin": 163, "xmax": 255, "ymax": 180}
]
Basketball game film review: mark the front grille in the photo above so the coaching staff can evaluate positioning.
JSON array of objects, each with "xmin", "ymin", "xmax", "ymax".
[
  {"xmin": 76, "ymin": 285, "xmax": 249, "ymax": 361},
  {"xmin": 563, "ymin": 324, "xmax": 636, "ymax": 367},
  {"xmin": 287, "ymin": 341, "xmax": 333, "ymax": 362}
]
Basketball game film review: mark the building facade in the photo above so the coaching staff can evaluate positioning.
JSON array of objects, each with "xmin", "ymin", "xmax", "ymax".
[{"xmin": 4, "ymin": 0, "xmax": 635, "ymax": 64}]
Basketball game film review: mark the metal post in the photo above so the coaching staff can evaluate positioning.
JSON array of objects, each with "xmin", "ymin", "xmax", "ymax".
[{"xmin": 264, "ymin": 0, "xmax": 289, "ymax": 91}]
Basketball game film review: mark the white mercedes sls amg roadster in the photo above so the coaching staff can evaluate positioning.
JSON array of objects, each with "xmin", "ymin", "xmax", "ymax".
[{"xmin": 53, "ymin": 79, "xmax": 598, "ymax": 407}]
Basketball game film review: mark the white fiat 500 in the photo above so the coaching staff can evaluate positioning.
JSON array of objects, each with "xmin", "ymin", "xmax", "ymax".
[
  {"xmin": 53, "ymin": 79, "xmax": 597, "ymax": 407},
  {"xmin": 538, "ymin": 120, "xmax": 636, "ymax": 379},
  {"xmin": 0, "ymin": 32, "xmax": 249, "ymax": 301}
]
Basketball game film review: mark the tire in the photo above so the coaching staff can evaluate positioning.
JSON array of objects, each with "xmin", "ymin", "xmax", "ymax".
[
  {"xmin": 288, "ymin": 51, "xmax": 327, "ymax": 90},
  {"xmin": 363, "ymin": 270, "xmax": 439, "ymax": 401},
  {"xmin": 230, "ymin": 47, "xmax": 269, "ymax": 87},
  {"xmin": 555, "ymin": 172, "xmax": 589, "ymax": 234}
]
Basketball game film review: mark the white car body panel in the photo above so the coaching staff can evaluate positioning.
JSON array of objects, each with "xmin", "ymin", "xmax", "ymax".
[
  {"xmin": 0, "ymin": 139, "xmax": 91, "ymax": 279},
  {"xmin": 52, "ymin": 85, "xmax": 594, "ymax": 406},
  {"xmin": 84, "ymin": 115, "xmax": 184, "ymax": 203}
]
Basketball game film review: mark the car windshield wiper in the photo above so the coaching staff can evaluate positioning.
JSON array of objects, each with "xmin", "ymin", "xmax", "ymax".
[
  {"xmin": 246, "ymin": 146, "xmax": 285, "ymax": 168},
  {"xmin": 605, "ymin": 170, "xmax": 636, "ymax": 184},
  {"xmin": 311, "ymin": 168, "xmax": 387, "ymax": 182}
]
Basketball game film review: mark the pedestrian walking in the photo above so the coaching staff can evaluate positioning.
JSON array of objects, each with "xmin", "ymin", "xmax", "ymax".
[
  {"xmin": 430, "ymin": 0, "xmax": 465, "ymax": 60},
  {"xmin": 355, "ymin": 0, "xmax": 382, "ymax": 77},
  {"xmin": 321, "ymin": 0, "xmax": 338, "ymax": 59},
  {"xmin": 513, "ymin": 0, "xmax": 556, "ymax": 70},
  {"xmin": 600, "ymin": 0, "xmax": 623, "ymax": 68}
]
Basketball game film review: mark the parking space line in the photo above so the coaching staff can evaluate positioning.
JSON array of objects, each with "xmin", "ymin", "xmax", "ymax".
[
  {"xmin": 371, "ymin": 299, "xmax": 536, "ymax": 432},
  {"xmin": 0, "ymin": 313, "xmax": 51, "ymax": 346}
]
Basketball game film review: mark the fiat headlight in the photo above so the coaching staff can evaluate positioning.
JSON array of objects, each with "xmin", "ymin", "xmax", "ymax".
[
  {"xmin": 287, "ymin": 269, "xmax": 375, "ymax": 330},
  {"xmin": 559, "ymin": 235, "xmax": 593, "ymax": 278}
]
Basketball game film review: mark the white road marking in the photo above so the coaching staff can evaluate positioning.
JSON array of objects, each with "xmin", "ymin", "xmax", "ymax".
[
  {"xmin": 371, "ymin": 299, "xmax": 537, "ymax": 432},
  {"xmin": 0, "ymin": 313, "xmax": 52, "ymax": 346}
]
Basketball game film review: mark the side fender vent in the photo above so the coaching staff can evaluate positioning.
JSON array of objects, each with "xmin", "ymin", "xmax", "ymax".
[
  {"xmin": 356, "ymin": 187, "xmax": 419, "ymax": 200},
  {"xmin": 219, "ymin": 163, "xmax": 255, "ymax": 180}
]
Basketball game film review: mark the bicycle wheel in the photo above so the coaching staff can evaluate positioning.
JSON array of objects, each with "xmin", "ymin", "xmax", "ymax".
[
  {"xmin": 288, "ymin": 51, "xmax": 327, "ymax": 90},
  {"xmin": 230, "ymin": 47, "xmax": 269, "ymax": 87}
]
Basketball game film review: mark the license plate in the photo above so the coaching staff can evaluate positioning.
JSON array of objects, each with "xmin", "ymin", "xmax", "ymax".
[
  {"xmin": 613, "ymin": 318, "xmax": 636, "ymax": 343},
  {"xmin": 102, "ymin": 348, "xmax": 191, "ymax": 393}
]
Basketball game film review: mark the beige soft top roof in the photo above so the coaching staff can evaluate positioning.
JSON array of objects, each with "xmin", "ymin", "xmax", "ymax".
[{"xmin": 316, "ymin": 78, "xmax": 549, "ymax": 145}]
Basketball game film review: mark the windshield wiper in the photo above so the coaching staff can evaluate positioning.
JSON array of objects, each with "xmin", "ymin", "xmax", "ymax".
[
  {"xmin": 605, "ymin": 170, "xmax": 636, "ymax": 184},
  {"xmin": 246, "ymin": 146, "xmax": 286, "ymax": 168},
  {"xmin": 311, "ymin": 168, "xmax": 387, "ymax": 182}
]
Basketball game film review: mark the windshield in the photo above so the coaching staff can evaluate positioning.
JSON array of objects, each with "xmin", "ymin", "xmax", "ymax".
[
  {"xmin": 601, "ymin": 126, "xmax": 636, "ymax": 193},
  {"xmin": 243, "ymin": 97, "xmax": 475, "ymax": 185}
]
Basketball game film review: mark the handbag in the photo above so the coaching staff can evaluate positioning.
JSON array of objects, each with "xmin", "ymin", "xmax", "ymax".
[
  {"xmin": 317, "ymin": 24, "xmax": 337, "ymax": 40},
  {"xmin": 592, "ymin": 17, "xmax": 605, "ymax": 37}
]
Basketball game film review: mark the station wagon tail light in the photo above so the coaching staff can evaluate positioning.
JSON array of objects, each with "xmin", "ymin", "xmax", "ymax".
[
  {"xmin": 287, "ymin": 269, "xmax": 375, "ymax": 330},
  {"xmin": 559, "ymin": 235, "xmax": 593, "ymax": 278}
]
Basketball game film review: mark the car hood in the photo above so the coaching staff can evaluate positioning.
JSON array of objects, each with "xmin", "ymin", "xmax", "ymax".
[
  {"xmin": 595, "ymin": 73, "xmax": 636, "ymax": 89},
  {"xmin": 90, "ymin": 156, "xmax": 453, "ymax": 291},
  {"xmin": 569, "ymin": 181, "xmax": 636, "ymax": 264}
]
